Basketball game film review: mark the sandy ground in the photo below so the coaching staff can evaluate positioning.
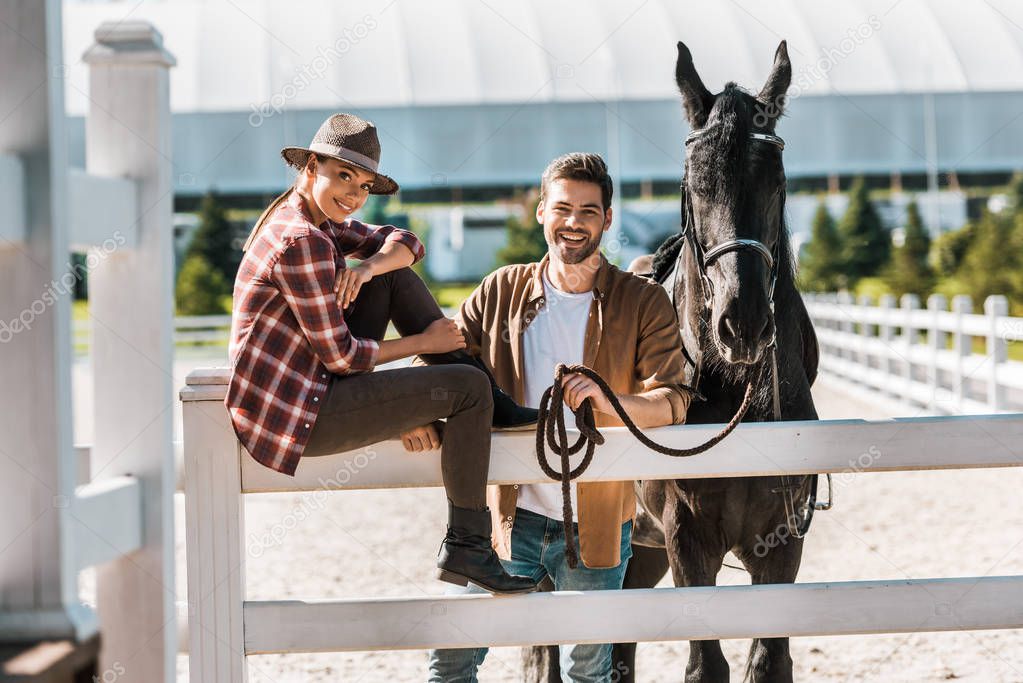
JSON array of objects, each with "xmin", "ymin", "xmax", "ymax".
[{"xmin": 73, "ymin": 352, "xmax": 1023, "ymax": 682}]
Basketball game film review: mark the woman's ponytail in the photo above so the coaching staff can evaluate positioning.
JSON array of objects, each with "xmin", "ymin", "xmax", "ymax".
[
  {"xmin": 242, "ymin": 187, "xmax": 293, "ymax": 253},
  {"xmin": 244, "ymin": 154, "xmax": 325, "ymax": 252}
]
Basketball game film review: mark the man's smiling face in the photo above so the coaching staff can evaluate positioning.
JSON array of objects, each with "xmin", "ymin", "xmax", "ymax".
[{"xmin": 537, "ymin": 178, "xmax": 612, "ymax": 265}]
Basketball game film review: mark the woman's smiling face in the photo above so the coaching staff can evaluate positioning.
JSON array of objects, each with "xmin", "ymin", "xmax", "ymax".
[{"xmin": 305, "ymin": 156, "xmax": 375, "ymax": 223}]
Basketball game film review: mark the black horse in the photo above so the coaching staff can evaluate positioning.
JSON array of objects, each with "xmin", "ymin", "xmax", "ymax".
[{"xmin": 524, "ymin": 40, "xmax": 821, "ymax": 683}]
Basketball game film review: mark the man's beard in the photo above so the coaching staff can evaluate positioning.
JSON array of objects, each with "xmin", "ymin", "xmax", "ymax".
[{"xmin": 550, "ymin": 231, "xmax": 601, "ymax": 264}]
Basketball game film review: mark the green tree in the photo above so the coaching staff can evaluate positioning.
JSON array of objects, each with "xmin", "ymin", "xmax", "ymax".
[
  {"xmin": 884, "ymin": 200, "xmax": 934, "ymax": 298},
  {"xmin": 955, "ymin": 209, "xmax": 1019, "ymax": 307},
  {"xmin": 837, "ymin": 177, "xmax": 890, "ymax": 286},
  {"xmin": 798, "ymin": 200, "xmax": 843, "ymax": 291},
  {"xmin": 175, "ymin": 253, "xmax": 230, "ymax": 315},
  {"xmin": 185, "ymin": 191, "xmax": 239, "ymax": 285},
  {"xmin": 1007, "ymin": 171, "xmax": 1023, "ymax": 214},
  {"xmin": 933, "ymin": 220, "xmax": 976, "ymax": 278},
  {"xmin": 496, "ymin": 195, "xmax": 546, "ymax": 266},
  {"xmin": 361, "ymin": 195, "xmax": 389, "ymax": 225}
]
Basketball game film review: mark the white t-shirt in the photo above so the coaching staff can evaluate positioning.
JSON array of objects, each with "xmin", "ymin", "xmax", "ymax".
[{"xmin": 517, "ymin": 270, "xmax": 594, "ymax": 522}]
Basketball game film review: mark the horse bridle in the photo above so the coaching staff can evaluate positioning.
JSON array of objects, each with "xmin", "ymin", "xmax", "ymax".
[
  {"xmin": 677, "ymin": 124, "xmax": 832, "ymax": 538},
  {"xmin": 681, "ymin": 126, "xmax": 783, "ymax": 310}
]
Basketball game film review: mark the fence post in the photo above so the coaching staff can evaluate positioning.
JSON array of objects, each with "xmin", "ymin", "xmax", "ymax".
[
  {"xmin": 82, "ymin": 22, "xmax": 178, "ymax": 681},
  {"xmin": 951, "ymin": 295, "xmax": 972, "ymax": 412},
  {"xmin": 900, "ymin": 294, "xmax": 924, "ymax": 404},
  {"xmin": 182, "ymin": 383, "xmax": 248, "ymax": 683},
  {"xmin": 985, "ymin": 295, "xmax": 1008, "ymax": 412},
  {"xmin": 857, "ymin": 294, "xmax": 873, "ymax": 373},
  {"xmin": 927, "ymin": 294, "xmax": 947, "ymax": 410},
  {"xmin": 0, "ymin": 0, "xmax": 93, "ymax": 644},
  {"xmin": 837, "ymin": 291, "xmax": 854, "ymax": 365},
  {"xmin": 900, "ymin": 295, "xmax": 920, "ymax": 404},
  {"xmin": 879, "ymin": 294, "xmax": 897, "ymax": 396}
]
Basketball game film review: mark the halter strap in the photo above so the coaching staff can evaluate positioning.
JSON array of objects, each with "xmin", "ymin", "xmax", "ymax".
[
  {"xmin": 703, "ymin": 238, "xmax": 774, "ymax": 270},
  {"xmin": 684, "ymin": 126, "xmax": 785, "ymax": 150}
]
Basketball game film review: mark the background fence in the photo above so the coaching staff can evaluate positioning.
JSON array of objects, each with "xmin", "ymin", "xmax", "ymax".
[{"xmin": 804, "ymin": 293, "xmax": 1023, "ymax": 414}]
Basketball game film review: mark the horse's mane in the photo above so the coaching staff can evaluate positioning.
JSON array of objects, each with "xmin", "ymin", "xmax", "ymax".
[{"xmin": 652, "ymin": 83, "xmax": 799, "ymax": 408}]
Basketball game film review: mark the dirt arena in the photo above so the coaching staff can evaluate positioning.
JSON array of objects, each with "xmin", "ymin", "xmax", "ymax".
[{"xmin": 74, "ymin": 356, "xmax": 1023, "ymax": 682}]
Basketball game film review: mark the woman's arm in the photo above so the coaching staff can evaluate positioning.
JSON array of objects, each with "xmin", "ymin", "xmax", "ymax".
[
  {"xmin": 336, "ymin": 241, "xmax": 415, "ymax": 308},
  {"xmin": 273, "ymin": 234, "xmax": 380, "ymax": 374},
  {"xmin": 375, "ymin": 317, "xmax": 465, "ymax": 365},
  {"xmin": 275, "ymin": 234, "xmax": 464, "ymax": 372},
  {"xmin": 361, "ymin": 240, "xmax": 416, "ymax": 275}
]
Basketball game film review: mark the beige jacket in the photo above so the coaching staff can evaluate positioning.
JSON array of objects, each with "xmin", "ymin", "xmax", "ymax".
[{"xmin": 456, "ymin": 254, "xmax": 690, "ymax": 568}]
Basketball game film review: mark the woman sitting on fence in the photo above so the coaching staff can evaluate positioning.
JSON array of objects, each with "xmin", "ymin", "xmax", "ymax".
[{"xmin": 226, "ymin": 113, "xmax": 538, "ymax": 594}]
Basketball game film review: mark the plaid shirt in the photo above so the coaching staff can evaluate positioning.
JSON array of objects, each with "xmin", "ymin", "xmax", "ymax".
[{"xmin": 226, "ymin": 190, "xmax": 424, "ymax": 475}]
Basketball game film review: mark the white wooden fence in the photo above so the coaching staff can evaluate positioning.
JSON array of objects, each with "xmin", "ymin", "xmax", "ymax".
[
  {"xmin": 1, "ymin": 9, "xmax": 177, "ymax": 681},
  {"xmin": 804, "ymin": 293, "xmax": 1023, "ymax": 414},
  {"xmin": 74, "ymin": 314, "xmax": 232, "ymax": 349},
  {"xmin": 180, "ymin": 367, "xmax": 1023, "ymax": 682}
]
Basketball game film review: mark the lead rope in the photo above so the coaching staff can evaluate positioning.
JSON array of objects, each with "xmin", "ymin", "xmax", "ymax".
[{"xmin": 535, "ymin": 363, "xmax": 754, "ymax": 568}]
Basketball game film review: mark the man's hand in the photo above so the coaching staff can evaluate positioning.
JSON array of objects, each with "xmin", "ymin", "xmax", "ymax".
[
  {"xmin": 400, "ymin": 422, "xmax": 442, "ymax": 452},
  {"xmin": 560, "ymin": 372, "xmax": 613, "ymax": 414},
  {"xmin": 335, "ymin": 263, "xmax": 374, "ymax": 310}
]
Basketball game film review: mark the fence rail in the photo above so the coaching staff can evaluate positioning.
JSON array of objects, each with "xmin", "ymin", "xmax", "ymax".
[
  {"xmin": 73, "ymin": 314, "xmax": 232, "ymax": 348},
  {"xmin": 180, "ymin": 369, "xmax": 1023, "ymax": 682},
  {"xmin": 804, "ymin": 293, "xmax": 1023, "ymax": 413}
]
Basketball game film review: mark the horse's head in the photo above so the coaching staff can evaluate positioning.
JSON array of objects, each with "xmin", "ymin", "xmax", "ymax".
[{"xmin": 676, "ymin": 40, "xmax": 791, "ymax": 366}]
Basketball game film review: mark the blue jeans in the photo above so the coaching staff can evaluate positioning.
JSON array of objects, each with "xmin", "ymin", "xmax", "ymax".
[{"xmin": 428, "ymin": 507, "xmax": 633, "ymax": 683}]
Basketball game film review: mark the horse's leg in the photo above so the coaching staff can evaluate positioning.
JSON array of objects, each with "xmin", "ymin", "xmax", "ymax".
[
  {"xmin": 736, "ymin": 509, "xmax": 804, "ymax": 683},
  {"xmin": 611, "ymin": 543, "xmax": 670, "ymax": 683},
  {"xmin": 521, "ymin": 643, "xmax": 560, "ymax": 683},
  {"xmin": 663, "ymin": 485, "xmax": 729, "ymax": 683}
]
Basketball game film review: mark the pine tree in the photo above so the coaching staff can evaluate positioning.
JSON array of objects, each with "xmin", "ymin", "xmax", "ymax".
[
  {"xmin": 496, "ymin": 195, "xmax": 547, "ymax": 267},
  {"xmin": 798, "ymin": 200, "xmax": 843, "ymax": 291},
  {"xmin": 175, "ymin": 253, "xmax": 231, "ymax": 315},
  {"xmin": 1007, "ymin": 171, "xmax": 1023, "ymax": 214},
  {"xmin": 955, "ymin": 208, "xmax": 1017, "ymax": 305},
  {"xmin": 837, "ymin": 177, "xmax": 890, "ymax": 286},
  {"xmin": 933, "ymin": 220, "xmax": 976, "ymax": 278},
  {"xmin": 884, "ymin": 200, "xmax": 934, "ymax": 298},
  {"xmin": 185, "ymin": 191, "xmax": 239, "ymax": 285}
]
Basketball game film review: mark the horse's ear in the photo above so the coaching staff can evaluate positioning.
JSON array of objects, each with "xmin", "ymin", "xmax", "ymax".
[
  {"xmin": 756, "ymin": 40, "xmax": 791, "ymax": 116},
  {"xmin": 675, "ymin": 41, "xmax": 714, "ymax": 129}
]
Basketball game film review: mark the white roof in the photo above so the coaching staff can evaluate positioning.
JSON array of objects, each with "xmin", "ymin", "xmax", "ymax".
[{"xmin": 62, "ymin": 0, "xmax": 1023, "ymax": 116}]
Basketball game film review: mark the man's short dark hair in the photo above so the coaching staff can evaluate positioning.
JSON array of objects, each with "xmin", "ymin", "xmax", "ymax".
[{"xmin": 539, "ymin": 153, "xmax": 613, "ymax": 210}]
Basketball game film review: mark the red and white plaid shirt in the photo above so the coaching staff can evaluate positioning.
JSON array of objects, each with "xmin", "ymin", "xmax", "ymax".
[{"xmin": 226, "ymin": 190, "xmax": 425, "ymax": 475}]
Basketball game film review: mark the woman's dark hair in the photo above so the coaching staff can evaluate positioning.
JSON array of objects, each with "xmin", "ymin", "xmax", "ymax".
[{"xmin": 242, "ymin": 153, "xmax": 327, "ymax": 252}]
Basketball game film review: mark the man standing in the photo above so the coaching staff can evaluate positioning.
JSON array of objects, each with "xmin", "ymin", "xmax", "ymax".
[{"xmin": 422, "ymin": 153, "xmax": 691, "ymax": 682}]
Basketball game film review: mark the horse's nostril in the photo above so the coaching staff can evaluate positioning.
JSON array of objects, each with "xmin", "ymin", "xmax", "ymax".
[{"xmin": 717, "ymin": 315, "xmax": 739, "ymax": 346}]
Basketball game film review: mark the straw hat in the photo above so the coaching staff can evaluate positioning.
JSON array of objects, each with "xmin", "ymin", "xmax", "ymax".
[{"xmin": 281, "ymin": 113, "xmax": 398, "ymax": 195}]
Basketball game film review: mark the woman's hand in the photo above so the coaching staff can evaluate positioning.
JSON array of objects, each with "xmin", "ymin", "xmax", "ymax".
[
  {"xmin": 419, "ymin": 317, "xmax": 467, "ymax": 354},
  {"xmin": 335, "ymin": 263, "xmax": 374, "ymax": 310},
  {"xmin": 400, "ymin": 422, "xmax": 442, "ymax": 452},
  {"xmin": 560, "ymin": 372, "xmax": 613, "ymax": 414}
]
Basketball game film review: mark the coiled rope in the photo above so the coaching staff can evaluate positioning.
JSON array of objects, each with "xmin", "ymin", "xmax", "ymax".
[{"xmin": 535, "ymin": 363, "xmax": 753, "ymax": 568}]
